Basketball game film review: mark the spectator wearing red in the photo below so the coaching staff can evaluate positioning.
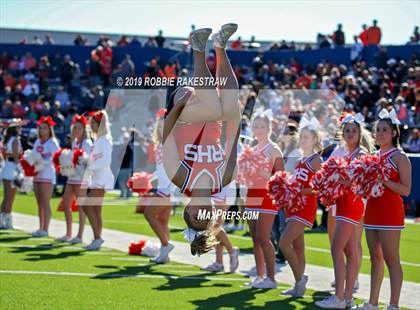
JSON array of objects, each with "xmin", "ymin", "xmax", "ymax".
[
  {"xmin": 367, "ymin": 19, "xmax": 382, "ymax": 45},
  {"xmin": 231, "ymin": 36, "xmax": 243, "ymax": 50},
  {"xmin": 22, "ymin": 52, "xmax": 37, "ymax": 70},
  {"xmin": 117, "ymin": 35, "xmax": 129, "ymax": 47},
  {"xmin": 359, "ymin": 24, "xmax": 369, "ymax": 46}
]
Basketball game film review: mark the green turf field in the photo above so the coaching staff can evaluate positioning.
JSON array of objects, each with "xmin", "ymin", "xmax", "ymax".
[
  {"xmin": 0, "ymin": 230, "xmax": 350, "ymax": 309},
  {"xmin": 9, "ymin": 192, "xmax": 420, "ymax": 283}
]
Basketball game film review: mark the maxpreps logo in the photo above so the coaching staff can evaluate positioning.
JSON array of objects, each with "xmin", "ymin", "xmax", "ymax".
[{"xmin": 197, "ymin": 209, "xmax": 259, "ymax": 221}]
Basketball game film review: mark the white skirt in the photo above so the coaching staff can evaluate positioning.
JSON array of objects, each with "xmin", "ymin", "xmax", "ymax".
[
  {"xmin": 89, "ymin": 168, "xmax": 115, "ymax": 190},
  {"xmin": 211, "ymin": 181, "xmax": 237, "ymax": 205},
  {"xmin": 34, "ymin": 165, "xmax": 56, "ymax": 185},
  {"xmin": 0, "ymin": 161, "xmax": 17, "ymax": 181}
]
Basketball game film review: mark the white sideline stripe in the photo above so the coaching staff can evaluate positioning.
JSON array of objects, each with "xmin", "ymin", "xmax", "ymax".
[
  {"xmin": 138, "ymin": 264, "xmax": 195, "ymax": 269},
  {"xmin": 0, "ymin": 244, "xmax": 124, "ymax": 256},
  {"xmin": 0, "ymin": 269, "xmax": 248, "ymax": 282},
  {"xmin": 305, "ymin": 246, "xmax": 420, "ymax": 268}
]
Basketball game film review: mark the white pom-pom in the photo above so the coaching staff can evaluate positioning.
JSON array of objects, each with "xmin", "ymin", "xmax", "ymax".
[{"xmin": 59, "ymin": 149, "xmax": 76, "ymax": 177}]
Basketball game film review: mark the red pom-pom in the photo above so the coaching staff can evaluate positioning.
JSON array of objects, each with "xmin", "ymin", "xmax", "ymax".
[
  {"xmin": 20, "ymin": 158, "xmax": 37, "ymax": 176},
  {"xmin": 267, "ymin": 171, "xmax": 290, "ymax": 208},
  {"xmin": 127, "ymin": 172, "xmax": 153, "ymax": 195},
  {"xmin": 57, "ymin": 197, "xmax": 78, "ymax": 212},
  {"xmin": 128, "ymin": 240, "xmax": 146, "ymax": 255},
  {"xmin": 72, "ymin": 148, "xmax": 86, "ymax": 166},
  {"xmin": 311, "ymin": 157, "xmax": 349, "ymax": 209},
  {"xmin": 349, "ymin": 154, "xmax": 392, "ymax": 199},
  {"xmin": 237, "ymin": 146, "xmax": 271, "ymax": 187},
  {"xmin": 52, "ymin": 148, "xmax": 64, "ymax": 174},
  {"xmin": 267, "ymin": 171, "xmax": 306, "ymax": 212}
]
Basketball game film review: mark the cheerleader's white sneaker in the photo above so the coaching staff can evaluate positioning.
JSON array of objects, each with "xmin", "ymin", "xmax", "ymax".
[
  {"xmin": 32, "ymin": 230, "xmax": 48, "ymax": 237},
  {"xmin": 151, "ymin": 243, "xmax": 174, "ymax": 264},
  {"xmin": 56, "ymin": 236, "xmax": 71, "ymax": 242},
  {"xmin": 315, "ymin": 295, "xmax": 346, "ymax": 309},
  {"xmin": 281, "ymin": 275, "xmax": 308, "ymax": 297},
  {"xmin": 69, "ymin": 237, "xmax": 83, "ymax": 244},
  {"xmin": 251, "ymin": 277, "xmax": 277, "ymax": 289},
  {"xmin": 191, "ymin": 28, "xmax": 212, "ymax": 52},
  {"xmin": 0, "ymin": 212, "xmax": 5, "ymax": 229},
  {"xmin": 201, "ymin": 262, "xmax": 224, "ymax": 272},
  {"xmin": 346, "ymin": 298, "xmax": 355, "ymax": 308},
  {"xmin": 229, "ymin": 247, "xmax": 240, "ymax": 273},
  {"xmin": 244, "ymin": 276, "xmax": 264, "ymax": 287},
  {"xmin": 3, "ymin": 213, "xmax": 14, "ymax": 230},
  {"xmin": 351, "ymin": 302, "xmax": 379, "ymax": 310},
  {"xmin": 212, "ymin": 23, "xmax": 238, "ymax": 49},
  {"xmin": 386, "ymin": 306, "xmax": 400, "ymax": 310},
  {"xmin": 83, "ymin": 238, "xmax": 104, "ymax": 251}
]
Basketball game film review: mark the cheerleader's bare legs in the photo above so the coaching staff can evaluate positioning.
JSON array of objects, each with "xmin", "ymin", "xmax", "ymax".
[
  {"xmin": 1, "ymin": 180, "xmax": 17, "ymax": 215},
  {"xmin": 61, "ymin": 184, "xmax": 86, "ymax": 241},
  {"xmin": 83, "ymin": 188, "xmax": 104, "ymax": 240},
  {"xmin": 33, "ymin": 182, "xmax": 53, "ymax": 232},
  {"xmin": 279, "ymin": 221, "xmax": 307, "ymax": 283},
  {"xmin": 366, "ymin": 230, "xmax": 403, "ymax": 307},
  {"xmin": 202, "ymin": 201, "xmax": 239, "ymax": 273}
]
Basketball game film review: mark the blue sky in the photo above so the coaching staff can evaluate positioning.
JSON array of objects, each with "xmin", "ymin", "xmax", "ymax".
[{"xmin": 1, "ymin": 0, "xmax": 419, "ymax": 44}]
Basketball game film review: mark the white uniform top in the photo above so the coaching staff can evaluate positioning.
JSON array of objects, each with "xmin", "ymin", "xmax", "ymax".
[
  {"xmin": 154, "ymin": 145, "xmax": 173, "ymax": 197},
  {"xmin": 5, "ymin": 136, "xmax": 22, "ymax": 156},
  {"xmin": 33, "ymin": 137, "xmax": 59, "ymax": 184},
  {"xmin": 0, "ymin": 136, "xmax": 22, "ymax": 181},
  {"xmin": 84, "ymin": 135, "xmax": 114, "ymax": 190},
  {"xmin": 67, "ymin": 138, "xmax": 93, "ymax": 184}
]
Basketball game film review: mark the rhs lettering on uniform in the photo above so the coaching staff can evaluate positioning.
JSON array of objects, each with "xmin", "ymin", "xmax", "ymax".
[{"xmin": 184, "ymin": 144, "xmax": 224, "ymax": 163}]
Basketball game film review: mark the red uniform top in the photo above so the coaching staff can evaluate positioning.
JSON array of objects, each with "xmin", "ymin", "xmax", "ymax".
[
  {"xmin": 335, "ymin": 147, "xmax": 365, "ymax": 225},
  {"xmin": 173, "ymin": 121, "xmax": 225, "ymax": 196},
  {"xmin": 245, "ymin": 142, "xmax": 278, "ymax": 214},
  {"xmin": 364, "ymin": 148, "xmax": 405, "ymax": 230},
  {"xmin": 285, "ymin": 153, "xmax": 319, "ymax": 228}
]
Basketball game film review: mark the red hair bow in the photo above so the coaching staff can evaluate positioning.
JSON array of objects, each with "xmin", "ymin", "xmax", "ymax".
[
  {"xmin": 338, "ymin": 112, "xmax": 354, "ymax": 125},
  {"xmin": 155, "ymin": 108, "xmax": 167, "ymax": 118},
  {"xmin": 71, "ymin": 115, "xmax": 89, "ymax": 126},
  {"xmin": 36, "ymin": 116, "xmax": 56, "ymax": 127},
  {"xmin": 88, "ymin": 111, "xmax": 103, "ymax": 124}
]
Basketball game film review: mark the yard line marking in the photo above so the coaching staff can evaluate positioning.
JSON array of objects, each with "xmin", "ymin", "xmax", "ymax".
[
  {"xmin": 137, "ymin": 264, "xmax": 195, "ymax": 269},
  {"xmin": 111, "ymin": 257, "xmax": 195, "ymax": 268},
  {"xmin": 85, "ymin": 252, "xmax": 126, "ymax": 256},
  {"xmin": 0, "ymin": 269, "xmax": 248, "ymax": 282},
  {"xmin": 111, "ymin": 257, "xmax": 149, "ymax": 262}
]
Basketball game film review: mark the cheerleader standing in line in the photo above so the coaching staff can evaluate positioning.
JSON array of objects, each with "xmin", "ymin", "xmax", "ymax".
[
  {"xmin": 279, "ymin": 118, "xmax": 322, "ymax": 297},
  {"xmin": 316, "ymin": 113, "xmax": 374, "ymax": 309},
  {"xmin": 32, "ymin": 116, "xmax": 59, "ymax": 237},
  {"xmin": 57, "ymin": 115, "xmax": 92, "ymax": 244},
  {"xmin": 0, "ymin": 120, "xmax": 23, "ymax": 229},
  {"xmin": 355, "ymin": 109, "xmax": 411, "ymax": 310},
  {"xmin": 81, "ymin": 110, "xmax": 114, "ymax": 250},
  {"xmin": 245, "ymin": 113, "xmax": 284, "ymax": 289}
]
